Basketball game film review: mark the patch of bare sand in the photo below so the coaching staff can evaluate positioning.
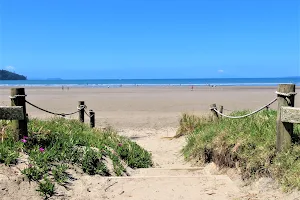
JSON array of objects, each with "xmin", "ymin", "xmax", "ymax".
[{"xmin": 117, "ymin": 127, "xmax": 188, "ymax": 168}]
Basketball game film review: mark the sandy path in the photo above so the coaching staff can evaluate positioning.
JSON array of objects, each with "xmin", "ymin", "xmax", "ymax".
[
  {"xmin": 62, "ymin": 128, "xmax": 241, "ymax": 200},
  {"xmin": 61, "ymin": 127, "xmax": 300, "ymax": 200},
  {"xmin": 118, "ymin": 128, "xmax": 187, "ymax": 168},
  {"xmin": 93, "ymin": 128, "xmax": 300, "ymax": 200}
]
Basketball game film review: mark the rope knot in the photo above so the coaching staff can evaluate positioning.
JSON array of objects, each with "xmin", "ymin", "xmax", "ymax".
[
  {"xmin": 9, "ymin": 94, "xmax": 27, "ymax": 99},
  {"xmin": 77, "ymin": 105, "xmax": 87, "ymax": 110},
  {"xmin": 275, "ymin": 91, "xmax": 297, "ymax": 97}
]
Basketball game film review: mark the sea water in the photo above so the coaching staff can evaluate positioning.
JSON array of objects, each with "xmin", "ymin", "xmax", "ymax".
[{"xmin": 0, "ymin": 77, "xmax": 299, "ymax": 87}]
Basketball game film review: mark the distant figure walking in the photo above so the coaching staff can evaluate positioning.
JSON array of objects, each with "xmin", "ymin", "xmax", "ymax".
[{"xmin": 191, "ymin": 85, "xmax": 194, "ymax": 91}]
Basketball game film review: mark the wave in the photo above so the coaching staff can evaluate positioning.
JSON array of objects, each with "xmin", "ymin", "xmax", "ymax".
[{"xmin": 0, "ymin": 82, "xmax": 298, "ymax": 87}]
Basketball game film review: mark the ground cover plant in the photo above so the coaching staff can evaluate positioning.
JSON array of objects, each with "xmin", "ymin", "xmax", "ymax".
[
  {"xmin": 0, "ymin": 118, "xmax": 152, "ymax": 198},
  {"xmin": 177, "ymin": 110, "xmax": 300, "ymax": 191}
]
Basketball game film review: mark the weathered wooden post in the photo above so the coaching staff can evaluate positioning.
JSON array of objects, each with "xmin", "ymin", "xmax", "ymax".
[
  {"xmin": 78, "ymin": 101, "xmax": 85, "ymax": 123},
  {"xmin": 10, "ymin": 88, "xmax": 28, "ymax": 140},
  {"xmin": 89, "ymin": 110, "xmax": 95, "ymax": 128},
  {"xmin": 219, "ymin": 105, "xmax": 224, "ymax": 118},
  {"xmin": 210, "ymin": 103, "xmax": 219, "ymax": 120},
  {"xmin": 276, "ymin": 84, "xmax": 295, "ymax": 152}
]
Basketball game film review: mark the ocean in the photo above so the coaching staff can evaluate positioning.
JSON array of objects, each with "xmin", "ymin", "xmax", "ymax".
[{"xmin": 0, "ymin": 77, "xmax": 299, "ymax": 87}]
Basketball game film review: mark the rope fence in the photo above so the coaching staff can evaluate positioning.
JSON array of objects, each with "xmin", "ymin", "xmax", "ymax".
[
  {"xmin": 25, "ymin": 100, "xmax": 85, "ymax": 117},
  {"xmin": 5, "ymin": 88, "xmax": 96, "ymax": 130},
  {"xmin": 208, "ymin": 85, "xmax": 300, "ymax": 152},
  {"xmin": 1, "ymin": 85, "xmax": 299, "ymax": 153},
  {"xmin": 210, "ymin": 90, "xmax": 297, "ymax": 119},
  {"xmin": 2, "ymin": 85, "xmax": 300, "ymax": 152},
  {"xmin": 211, "ymin": 98, "xmax": 277, "ymax": 119}
]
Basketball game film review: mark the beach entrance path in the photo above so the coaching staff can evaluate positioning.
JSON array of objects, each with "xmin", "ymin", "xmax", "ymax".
[
  {"xmin": 59, "ymin": 128, "xmax": 239, "ymax": 200},
  {"xmin": 62, "ymin": 128, "xmax": 300, "ymax": 200}
]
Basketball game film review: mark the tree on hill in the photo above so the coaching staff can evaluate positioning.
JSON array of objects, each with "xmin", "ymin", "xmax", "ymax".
[{"xmin": 0, "ymin": 70, "xmax": 27, "ymax": 80}]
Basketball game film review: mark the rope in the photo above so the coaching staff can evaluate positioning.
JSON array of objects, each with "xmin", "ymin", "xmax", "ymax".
[
  {"xmin": 275, "ymin": 91, "xmax": 297, "ymax": 105},
  {"xmin": 84, "ymin": 109, "xmax": 91, "ymax": 117},
  {"xmin": 211, "ymin": 98, "xmax": 277, "ymax": 119},
  {"xmin": 9, "ymin": 95, "xmax": 27, "ymax": 99},
  {"xmin": 275, "ymin": 91, "xmax": 297, "ymax": 97},
  {"xmin": 84, "ymin": 109, "xmax": 95, "ymax": 118},
  {"xmin": 25, "ymin": 100, "xmax": 85, "ymax": 117}
]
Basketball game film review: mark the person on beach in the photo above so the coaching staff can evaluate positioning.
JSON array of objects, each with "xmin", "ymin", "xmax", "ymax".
[{"xmin": 191, "ymin": 85, "xmax": 194, "ymax": 91}]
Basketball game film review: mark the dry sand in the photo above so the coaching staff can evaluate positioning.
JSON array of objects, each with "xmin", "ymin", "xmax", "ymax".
[
  {"xmin": 1, "ymin": 86, "xmax": 296, "ymax": 129},
  {"xmin": 1, "ymin": 86, "xmax": 300, "ymax": 200}
]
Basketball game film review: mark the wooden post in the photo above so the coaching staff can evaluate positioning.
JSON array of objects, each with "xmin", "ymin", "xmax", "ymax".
[
  {"xmin": 219, "ymin": 105, "xmax": 224, "ymax": 114},
  {"xmin": 218, "ymin": 105, "xmax": 223, "ymax": 119},
  {"xmin": 78, "ymin": 101, "xmax": 85, "ymax": 123},
  {"xmin": 276, "ymin": 84, "xmax": 295, "ymax": 152},
  {"xmin": 10, "ymin": 88, "xmax": 28, "ymax": 140},
  {"xmin": 89, "ymin": 110, "xmax": 95, "ymax": 128},
  {"xmin": 210, "ymin": 103, "xmax": 219, "ymax": 120}
]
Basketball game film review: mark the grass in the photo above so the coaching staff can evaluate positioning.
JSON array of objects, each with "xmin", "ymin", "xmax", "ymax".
[
  {"xmin": 177, "ymin": 110, "xmax": 300, "ymax": 191},
  {"xmin": 0, "ymin": 118, "xmax": 152, "ymax": 198}
]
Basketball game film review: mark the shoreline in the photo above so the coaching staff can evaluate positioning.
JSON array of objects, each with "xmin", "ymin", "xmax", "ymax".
[
  {"xmin": 0, "ymin": 84, "xmax": 299, "ymax": 88},
  {"xmin": 1, "ymin": 85, "xmax": 300, "ymax": 89}
]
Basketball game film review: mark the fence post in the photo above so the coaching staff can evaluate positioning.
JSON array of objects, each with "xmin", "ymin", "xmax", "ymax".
[
  {"xmin": 210, "ymin": 103, "xmax": 219, "ymax": 120},
  {"xmin": 276, "ymin": 84, "xmax": 295, "ymax": 152},
  {"xmin": 218, "ymin": 105, "xmax": 224, "ymax": 119},
  {"xmin": 219, "ymin": 105, "xmax": 223, "ymax": 115},
  {"xmin": 10, "ymin": 88, "xmax": 28, "ymax": 140},
  {"xmin": 78, "ymin": 101, "xmax": 85, "ymax": 123},
  {"xmin": 89, "ymin": 110, "xmax": 95, "ymax": 128}
]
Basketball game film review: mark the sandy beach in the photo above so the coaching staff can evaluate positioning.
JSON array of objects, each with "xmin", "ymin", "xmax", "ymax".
[
  {"xmin": 1, "ymin": 86, "xmax": 300, "ymax": 200},
  {"xmin": 0, "ymin": 86, "xmax": 294, "ymax": 129}
]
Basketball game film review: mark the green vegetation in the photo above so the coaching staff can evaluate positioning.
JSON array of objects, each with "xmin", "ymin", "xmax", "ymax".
[
  {"xmin": 177, "ymin": 110, "xmax": 300, "ymax": 191},
  {"xmin": 0, "ymin": 69, "xmax": 27, "ymax": 80},
  {"xmin": 0, "ymin": 118, "xmax": 152, "ymax": 198}
]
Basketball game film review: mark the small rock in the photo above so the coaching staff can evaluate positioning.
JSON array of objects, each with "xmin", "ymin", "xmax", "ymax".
[{"xmin": 207, "ymin": 192, "xmax": 216, "ymax": 195}]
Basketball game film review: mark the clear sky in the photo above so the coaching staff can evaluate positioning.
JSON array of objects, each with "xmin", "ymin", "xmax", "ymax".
[{"xmin": 0, "ymin": 0, "xmax": 299, "ymax": 79}]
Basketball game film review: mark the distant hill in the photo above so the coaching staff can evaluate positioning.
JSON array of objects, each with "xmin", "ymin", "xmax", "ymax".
[{"xmin": 0, "ymin": 70, "xmax": 27, "ymax": 80}]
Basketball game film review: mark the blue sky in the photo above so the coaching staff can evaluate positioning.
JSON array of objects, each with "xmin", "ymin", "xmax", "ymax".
[{"xmin": 0, "ymin": 0, "xmax": 299, "ymax": 79}]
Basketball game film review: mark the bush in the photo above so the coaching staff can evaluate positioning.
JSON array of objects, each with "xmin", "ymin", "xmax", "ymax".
[
  {"xmin": 0, "ymin": 118, "xmax": 153, "ymax": 198},
  {"xmin": 178, "ymin": 110, "xmax": 300, "ymax": 190}
]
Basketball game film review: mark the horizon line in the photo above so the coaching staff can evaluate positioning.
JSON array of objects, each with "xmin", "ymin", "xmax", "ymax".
[{"xmin": 23, "ymin": 76, "xmax": 300, "ymax": 81}]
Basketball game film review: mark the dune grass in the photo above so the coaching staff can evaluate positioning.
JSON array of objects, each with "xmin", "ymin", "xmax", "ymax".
[
  {"xmin": 177, "ymin": 110, "xmax": 300, "ymax": 191},
  {"xmin": 0, "ymin": 118, "xmax": 152, "ymax": 198}
]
